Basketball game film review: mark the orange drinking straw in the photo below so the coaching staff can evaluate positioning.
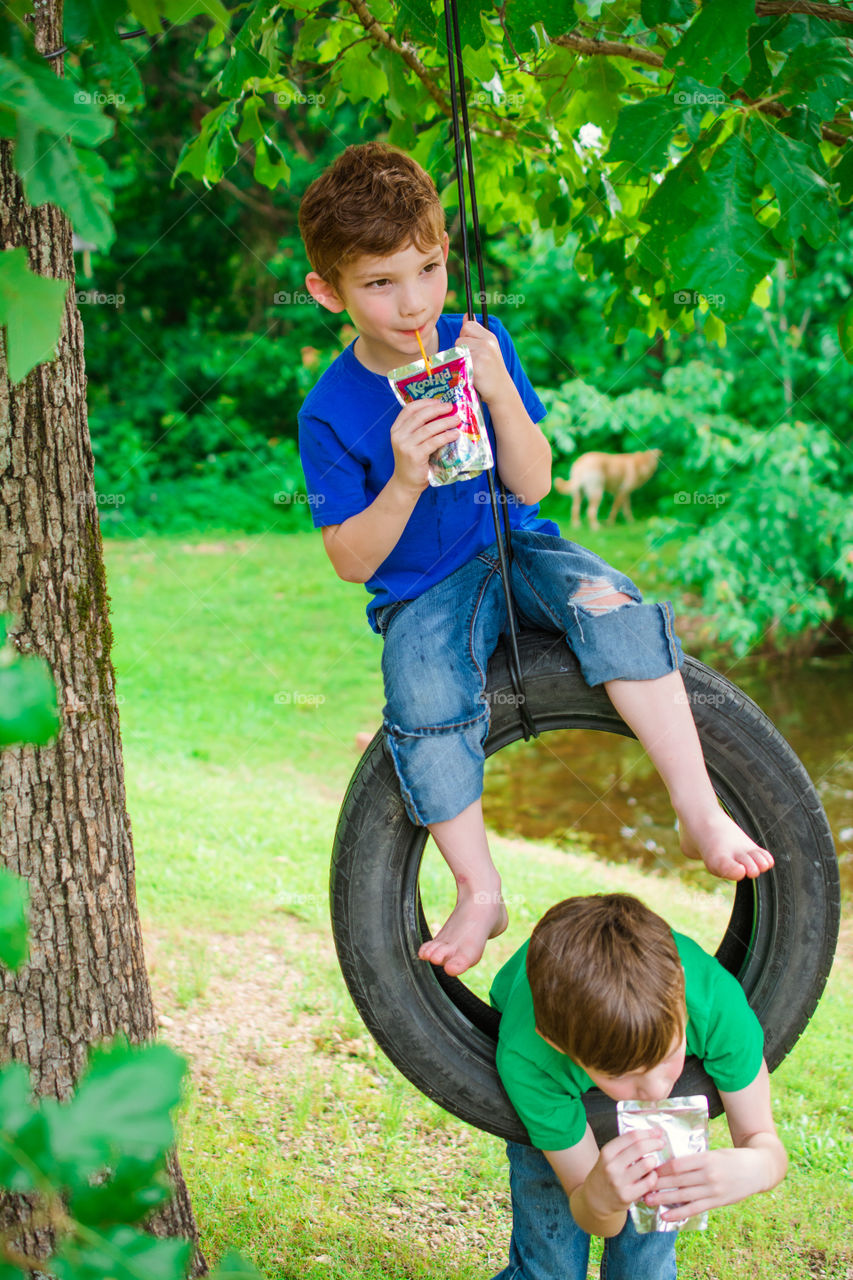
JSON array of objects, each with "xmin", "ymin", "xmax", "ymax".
[{"xmin": 415, "ymin": 327, "xmax": 433, "ymax": 373}]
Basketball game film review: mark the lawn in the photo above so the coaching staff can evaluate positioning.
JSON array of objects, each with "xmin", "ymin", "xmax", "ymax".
[{"xmin": 104, "ymin": 524, "xmax": 852, "ymax": 1280}]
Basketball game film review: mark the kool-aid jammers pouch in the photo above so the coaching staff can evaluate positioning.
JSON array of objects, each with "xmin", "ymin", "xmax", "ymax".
[
  {"xmin": 617, "ymin": 1096, "xmax": 710, "ymax": 1234},
  {"xmin": 387, "ymin": 344, "xmax": 494, "ymax": 486}
]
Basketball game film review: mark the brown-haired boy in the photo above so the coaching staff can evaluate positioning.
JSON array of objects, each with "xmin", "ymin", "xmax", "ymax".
[
  {"xmin": 297, "ymin": 142, "xmax": 774, "ymax": 977},
  {"xmin": 490, "ymin": 893, "xmax": 787, "ymax": 1279}
]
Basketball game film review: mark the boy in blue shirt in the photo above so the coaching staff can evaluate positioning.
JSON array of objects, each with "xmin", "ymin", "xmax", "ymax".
[
  {"xmin": 490, "ymin": 893, "xmax": 787, "ymax": 1279},
  {"xmin": 297, "ymin": 142, "xmax": 774, "ymax": 977}
]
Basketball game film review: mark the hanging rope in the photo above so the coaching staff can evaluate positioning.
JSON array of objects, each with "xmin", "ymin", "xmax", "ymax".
[{"xmin": 443, "ymin": 0, "xmax": 538, "ymax": 742}]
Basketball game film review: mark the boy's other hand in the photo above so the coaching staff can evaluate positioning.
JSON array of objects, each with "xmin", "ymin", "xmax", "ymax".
[
  {"xmin": 458, "ymin": 318, "xmax": 514, "ymax": 403},
  {"xmin": 584, "ymin": 1130, "xmax": 666, "ymax": 1218},
  {"xmin": 390, "ymin": 398, "xmax": 461, "ymax": 493},
  {"xmin": 647, "ymin": 1144, "xmax": 780, "ymax": 1220}
]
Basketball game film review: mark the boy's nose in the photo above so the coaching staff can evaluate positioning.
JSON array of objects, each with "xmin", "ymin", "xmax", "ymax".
[{"xmin": 399, "ymin": 289, "xmax": 426, "ymax": 317}]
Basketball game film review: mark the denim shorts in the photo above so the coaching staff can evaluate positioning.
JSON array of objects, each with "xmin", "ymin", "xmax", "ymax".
[
  {"xmin": 375, "ymin": 529, "xmax": 684, "ymax": 827},
  {"xmin": 491, "ymin": 1141, "xmax": 677, "ymax": 1280}
]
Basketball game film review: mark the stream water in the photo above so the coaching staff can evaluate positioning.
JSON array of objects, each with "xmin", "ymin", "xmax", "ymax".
[{"xmin": 482, "ymin": 653, "xmax": 853, "ymax": 905}]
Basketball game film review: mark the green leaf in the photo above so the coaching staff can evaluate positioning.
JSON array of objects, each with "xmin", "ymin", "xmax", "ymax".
[
  {"xmin": 664, "ymin": 0, "xmax": 755, "ymax": 87},
  {"xmin": 703, "ymin": 311, "xmax": 727, "ymax": 347},
  {"xmin": 751, "ymin": 123, "xmax": 836, "ymax": 249},
  {"xmin": 635, "ymin": 149, "xmax": 704, "ymax": 277},
  {"xmin": 14, "ymin": 123, "xmax": 115, "ymax": 250},
  {"xmin": 219, "ymin": 39, "xmax": 270, "ymax": 98},
  {"xmin": 839, "ymin": 301, "xmax": 853, "ymax": 363},
  {"xmin": 0, "ymin": 869, "xmax": 28, "ymax": 971},
  {"xmin": 769, "ymin": 12, "xmax": 851, "ymax": 50},
  {"xmin": 394, "ymin": 0, "xmax": 436, "ymax": 44},
  {"xmin": 0, "ymin": 1083, "xmax": 53, "ymax": 1194},
  {"xmin": 776, "ymin": 38, "xmax": 853, "ymax": 122},
  {"xmin": 44, "ymin": 1040, "xmax": 187, "ymax": 1177},
  {"xmin": 608, "ymin": 77, "xmax": 729, "ymax": 174},
  {"xmin": 237, "ymin": 96, "xmax": 290, "ymax": 188},
  {"xmin": 161, "ymin": 0, "xmax": 230, "ymax": 43},
  {"xmin": 209, "ymin": 1250, "xmax": 265, "ymax": 1280},
  {"xmin": 740, "ymin": 20, "xmax": 775, "ymax": 99},
  {"xmin": 128, "ymin": 0, "xmax": 167, "ymax": 35},
  {"xmin": 834, "ymin": 146, "xmax": 853, "ymax": 204},
  {"xmin": 70, "ymin": 1154, "xmax": 173, "ymax": 1227},
  {"xmin": 505, "ymin": 0, "xmax": 568, "ymax": 48},
  {"xmin": 337, "ymin": 47, "xmax": 387, "ymax": 105},
  {"xmin": 562, "ymin": 56, "xmax": 625, "ymax": 135},
  {"xmin": 253, "ymin": 135, "xmax": 290, "ymax": 189},
  {"xmin": 668, "ymin": 133, "xmax": 778, "ymax": 320},
  {"xmin": 0, "ymin": 54, "xmax": 114, "ymax": 147},
  {"xmin": 0, "ymin": 630, "xmax": 60, "ymax": 744},
  {"xmin": 641, "ymin": 0, "xmax": 695, "ymax": 25},
  {"xmin": 454, "ymin": 0, "xmax": 488, "ymax": 51},
  {"xmin": 173, "ymin": 102, "xmax": 240, "ymax": 186},
  {"xmin": 51, "ymin": 1227, "xmax": 191, "ymax": 1280},
  {"xmin": 607, "ymin": 94, "xmax": 688, "ymax": 173}
]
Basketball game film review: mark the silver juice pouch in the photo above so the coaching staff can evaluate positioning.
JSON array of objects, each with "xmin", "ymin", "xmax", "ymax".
[
  {"xmin": 616, "ymin": 1095, "xmax": 710, "ymax": 1233},
  {"xmin": 387, "ymin": 345, "xmax": 495, "ymax": 487}
]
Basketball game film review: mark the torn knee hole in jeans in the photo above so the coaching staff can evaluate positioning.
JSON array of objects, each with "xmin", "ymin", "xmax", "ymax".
[
  {"xmin": 568, "ymin": 576, "xmax": 636, "ymax": 642},
  {"xmin": 570, "ymin": 576, "xmax": 636, "ymax": 616}
]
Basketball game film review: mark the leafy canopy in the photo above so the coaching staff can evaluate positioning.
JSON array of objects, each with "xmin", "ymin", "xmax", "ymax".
[{"xmin": 2, "ymin": 0, "xmax": 853, "ymax": 380}]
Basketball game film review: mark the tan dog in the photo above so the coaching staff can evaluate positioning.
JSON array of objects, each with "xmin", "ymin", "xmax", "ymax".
[{"xmin": 554, "ymin": 449, "xmax": 661, "ymax": 529}]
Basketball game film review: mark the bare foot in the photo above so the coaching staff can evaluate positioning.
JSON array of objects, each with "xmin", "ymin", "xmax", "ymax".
[
  {"xmin": 418, "ymin": 890, "xmax": 508, "ymax": 976},
  {"xmin": 678, "ymin": 807, "xmax": 774, "ymax": 880}
]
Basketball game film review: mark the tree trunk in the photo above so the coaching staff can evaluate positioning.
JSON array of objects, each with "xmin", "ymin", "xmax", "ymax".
[{"xmin": 0, "ymin": 3, "xmax": 205, "ymax": 1271}]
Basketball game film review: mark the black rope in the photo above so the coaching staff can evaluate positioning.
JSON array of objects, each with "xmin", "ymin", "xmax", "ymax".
[
  {"xmin": 40, "ymin": 22, "xmax": 169, "ymax": 61},
  {"xmin": 443, "ymin": 0, "xmax": 537, "ymax": 742}
]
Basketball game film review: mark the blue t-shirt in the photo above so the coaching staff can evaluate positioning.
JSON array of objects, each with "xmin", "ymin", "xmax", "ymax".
[{"xmin": 297, "ymin": 313, "xmax": 559, "ymax": 631}]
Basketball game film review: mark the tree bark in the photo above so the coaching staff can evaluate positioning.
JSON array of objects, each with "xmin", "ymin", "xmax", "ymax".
[{"xmin": 0, "ymin": 2, "xmax": 205, "ymax": 1271}]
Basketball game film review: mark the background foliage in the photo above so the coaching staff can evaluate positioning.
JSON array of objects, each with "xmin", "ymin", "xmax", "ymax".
[{"xmin": 2, "ymin": 0, "xmax": 852, "ymax": 651}]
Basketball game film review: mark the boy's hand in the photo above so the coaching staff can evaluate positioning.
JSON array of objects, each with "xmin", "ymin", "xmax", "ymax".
[
  {"xmin": 645, "ymin": 1146, "xmax": 777, "ymax": 1221},
  {"xmin": 581, "ymin": 1130, "xmax": 666, "ymax": 1219},
  {"xmin": 458, "ymin": 318, "xmax": 514, "ymax": 404},
  {"xmin": 390, "ymin": 398, "xmax": 461, "ymax": 494}
]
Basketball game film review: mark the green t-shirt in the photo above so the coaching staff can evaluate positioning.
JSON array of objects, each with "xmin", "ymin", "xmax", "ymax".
[{"xmin": 490, "ymin": 930, "xmax": 765, "ymax": 1151}]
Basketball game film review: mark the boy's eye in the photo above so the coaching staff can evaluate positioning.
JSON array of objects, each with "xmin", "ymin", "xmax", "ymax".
[
  {"xmin": 422, "ymin": 262, "xmax": 441, "ymax": 274},
  {"xmin": 367, "ymin": 278, "xmax": 390, "ymax": 288}
]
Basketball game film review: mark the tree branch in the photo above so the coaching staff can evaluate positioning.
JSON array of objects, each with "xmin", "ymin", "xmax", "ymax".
[
  {"xmin": 754, "ymin": 0, "xmax": 853, "ymax": 22},
  {"xmin": 342, "ymin": 0, "xmax": 448, "ymax": 112},
  {"xmin": 553, "ymin": 31, "xmax": 664, "ymax": 69},
  {"xmin": 553, "ymin": 31, "xmax": 850, "ymax": 145}
]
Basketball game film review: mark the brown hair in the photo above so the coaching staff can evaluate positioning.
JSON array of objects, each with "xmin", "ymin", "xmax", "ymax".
[
  {"xmin": 526, "ymin": 894, "xmax": 686, "ymax": 1075},
  {"xmin": 298, "ymin": 142, "xmax": 446, "ymax": 290}
]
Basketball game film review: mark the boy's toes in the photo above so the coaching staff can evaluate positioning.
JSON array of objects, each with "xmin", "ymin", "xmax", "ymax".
[
  {"xmin": 734, "ymin": 844, "xmax": 775, "ymax": 878},
  {"xmin": 698, "ymin": 849, "xmax": 746, "ymax": 881},
  {"xmin": 418, "ymin": 937, "xmax": 452, "ymax": 967},
  {"xmin": 417, "ymin": 936, "xmax": 480, "ymax": 976}
]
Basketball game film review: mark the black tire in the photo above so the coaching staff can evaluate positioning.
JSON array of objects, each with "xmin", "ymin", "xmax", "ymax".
[{"xmin": 330, "ymin": 631, "xmax": 840, "ymax": 1145}]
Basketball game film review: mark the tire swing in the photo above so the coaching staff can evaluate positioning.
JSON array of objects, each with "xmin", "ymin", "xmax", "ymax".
[
  {"xmin": 331, "ymin": 635, "xmax": 841, "ymax": 1144},
  {"xmin": 330, "ymin": 0, "xmax": 841, "ymax": 1146}
]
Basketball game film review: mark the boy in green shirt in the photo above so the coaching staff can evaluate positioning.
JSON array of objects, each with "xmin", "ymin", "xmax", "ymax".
[{"xmin": 490, "ymin": 894, "xmax": 787, "ymax": 1279}]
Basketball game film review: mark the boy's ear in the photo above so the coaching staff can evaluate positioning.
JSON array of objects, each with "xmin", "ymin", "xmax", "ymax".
[
  {"xmin": 305, "ymin": 272, "xmax": 347, "ymax": 314},
  {"xmin": 442, "ymin": 231, "xmax": 450, "ymax": 262}
]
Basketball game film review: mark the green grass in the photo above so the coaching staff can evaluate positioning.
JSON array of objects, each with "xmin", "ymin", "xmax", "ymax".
[{"xmin": 105, "ymin": 526, "xmax": 852, "ymax": 1280}]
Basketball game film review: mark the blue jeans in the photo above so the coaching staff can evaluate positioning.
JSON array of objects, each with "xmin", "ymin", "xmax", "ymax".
[
  {"xmin": 376, "ymin": 529, "xmax": 684, "ymax": 826},
  {"xmin": 492, "ymin": 1142, "xmax": 678, "ymax": 1280}
]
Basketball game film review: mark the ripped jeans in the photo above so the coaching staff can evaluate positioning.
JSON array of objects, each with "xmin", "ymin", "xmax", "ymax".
[{"xmin": 376, "ymin": 529, "xmax": 684, "ymax": 826}]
